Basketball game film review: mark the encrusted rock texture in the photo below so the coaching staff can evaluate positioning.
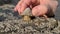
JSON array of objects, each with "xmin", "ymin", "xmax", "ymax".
[{"xmin": 0, "ymin": 0, "xmax": 60, "ymax": 34}]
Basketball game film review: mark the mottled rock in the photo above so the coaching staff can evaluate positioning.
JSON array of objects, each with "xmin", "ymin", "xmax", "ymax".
[
  {"xmin": 0, "ymin": 0, "xmax": 19, "ymax": 5},
  {"xmin": 0, "ymin": 4, "xmax": 60, "ymax": 34}
]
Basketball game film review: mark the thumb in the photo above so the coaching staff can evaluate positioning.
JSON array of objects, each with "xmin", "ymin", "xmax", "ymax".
[{"xmin": 18, "ymin": 3, "xmax": 28, "ymax": 14}]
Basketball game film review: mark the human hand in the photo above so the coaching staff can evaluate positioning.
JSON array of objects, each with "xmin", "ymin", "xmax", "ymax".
[{"xmin": 14, "ymin": 0, "xmax": 58, "ymax": 16}]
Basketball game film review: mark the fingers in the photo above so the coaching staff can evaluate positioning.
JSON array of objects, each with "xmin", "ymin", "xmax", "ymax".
[
  {"xmin": 49, "ymin": 1, "xmax": 58, "ymax": 12},
  {"xmin": 32, "ymin": 5, "xmax": 48, "ymax": 16},
  {"xmin": 17, "ymin": 3, "xmax": 28, "ymax": 14},
  {"xmin": 14, "ymin": 0, "xmax": 31, "ymax": 14},
  {"xmin": 14, "ymin": 0, "xmax": 23, "ymax": 12}
]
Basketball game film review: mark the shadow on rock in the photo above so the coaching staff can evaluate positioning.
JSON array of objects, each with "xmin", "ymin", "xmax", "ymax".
[
  {"xmin": 0, "ymin": 15, "xmax": 6, "ymax": 22},
  {"xmin": 0, "ymin": 9, "xmax": 22, "ymax": 19}
]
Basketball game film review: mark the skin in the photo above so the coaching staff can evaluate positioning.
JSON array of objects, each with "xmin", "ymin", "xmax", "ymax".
[{"xmin": 14, "ymin": 0, "xmax": 58, "ymax": 17}]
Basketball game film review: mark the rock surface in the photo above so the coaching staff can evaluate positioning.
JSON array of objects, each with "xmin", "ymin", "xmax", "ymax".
[
  {"xmin": 0, "ymin": 0, "xmax": 20, "ymax": 5},
  {"xmin": 0, "ymin": 4, "xmax": 60, "ymax": 34},
  {"xmin": 0, "ymin": 0, "xmax": 60, "ymax": 34}
]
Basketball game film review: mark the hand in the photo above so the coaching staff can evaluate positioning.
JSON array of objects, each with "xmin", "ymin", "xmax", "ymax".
[{"xmin": 14, "ymin": 0, "xmax": 58, "ymax": 16}]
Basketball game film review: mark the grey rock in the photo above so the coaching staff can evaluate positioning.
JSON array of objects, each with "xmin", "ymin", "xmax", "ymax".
[
  {"xmin": 21, "ymin": 8, "xmax": 32, "ymax": 16},
  {"xmin": 0, "ymin": 4, "xmax": 60, "ymax": 34}
]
